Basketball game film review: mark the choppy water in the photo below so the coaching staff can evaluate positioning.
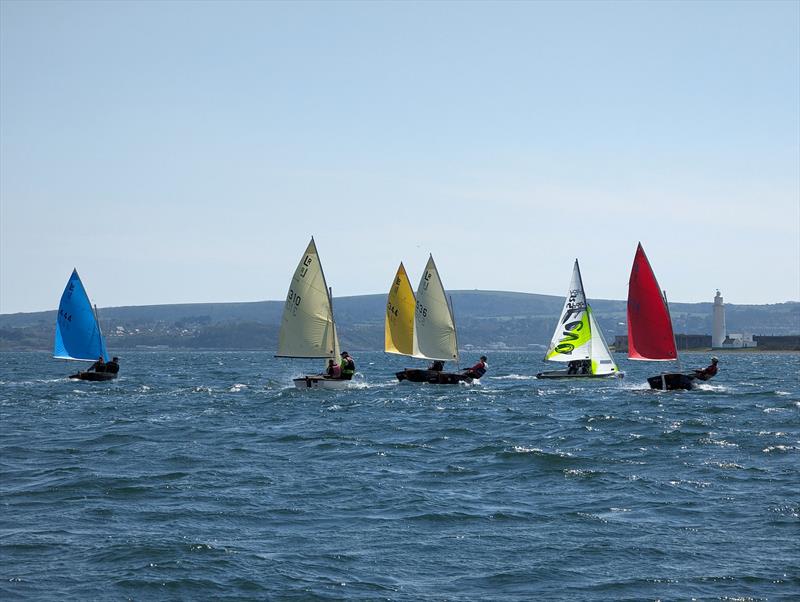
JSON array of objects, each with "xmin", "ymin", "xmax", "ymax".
[{"xmin": 1, "ymin": 351, "xmax": 798, "ymax": 601}]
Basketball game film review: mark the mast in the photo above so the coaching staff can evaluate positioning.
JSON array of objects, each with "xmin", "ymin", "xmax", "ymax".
[
  {"xmin": 328, "ymin": 286, "xmax": 337, "ymax": 359},
  {"xmin": 449, "ymin": 294, "xmax": 460, "ymax": 367},
  {"xmin": 662, "ymin": 290, "xmax": 682, "ymax": 371},
  {"xmin": 93, "ymin": 304, "xmax": 109, "ymax": 362}
]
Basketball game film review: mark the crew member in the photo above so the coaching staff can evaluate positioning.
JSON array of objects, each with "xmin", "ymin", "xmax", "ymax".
[
  {"xmin": 693, "ymin": 357, "xmax": 719, "ymax": 381},
  {"xmin": 428, "ymin": 360, "xmax": 445, "ymax": 372},
  {"xmin": 339, "ymin": 352, "xmax": 356, "ymax": 380},
  {"xmin": 463, "ymin": 356, "xmax": 488, "ymax": 379},
  {"xmin": 105, "ymin": 357, "xmax": 120, "ymax": 375},
  {"xmin": 325, "ymin": 359, "xmax": 341, "ymax": 379},
  {"xmin": 88, "ymin": 356, "xmax": 106, "ymax": 372}
]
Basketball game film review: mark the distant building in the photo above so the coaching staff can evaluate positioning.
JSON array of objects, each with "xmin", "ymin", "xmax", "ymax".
[
  {"xmin": 721, "ymin": 333, "xmax": 757, "ymax": 349},
  {"xmin": 712, "ymin": 290, "xmax": 726, "ymax": 348}
]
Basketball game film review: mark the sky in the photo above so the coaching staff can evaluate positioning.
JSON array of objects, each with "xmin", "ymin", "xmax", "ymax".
[{"xmin": 1, "ymin": 0, "xmax": 798, "ymax": 314}]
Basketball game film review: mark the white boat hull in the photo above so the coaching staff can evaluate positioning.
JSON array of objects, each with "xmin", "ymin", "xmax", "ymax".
[{"xmin": 292, "ymin": 376, "xmax": 351, "ymax": 390}]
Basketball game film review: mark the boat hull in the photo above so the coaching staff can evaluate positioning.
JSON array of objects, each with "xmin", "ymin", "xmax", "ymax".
[
  {"xmin": 68, "ymin": 371, "xmax": 117, "ymax": 381},
  {"xmin": 647, "ymin": 373, "xmax": 694, "ymax": 391},
  {"xmin": 395, "ymin": 369, "xmax": 473, "ymax": 385},
  {"xmin": 293, "ymin": 376, "xmax": 351, "ymax": 390},
  {"xmin": 536, "ymin": 370, "xmax": 620, "ymax": 379}
]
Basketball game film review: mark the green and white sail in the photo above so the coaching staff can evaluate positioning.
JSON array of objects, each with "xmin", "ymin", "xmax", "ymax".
[
  {"xmin": 414, "ymin": 255, "xmax": 459, "ymax": 362},
  {"xmin": 276, "ymin": 238, "xmax": 340, "ymax": 359},
  {"xmin": 544, "ymin": 259, "xmax": 618, "ymax": 376}
]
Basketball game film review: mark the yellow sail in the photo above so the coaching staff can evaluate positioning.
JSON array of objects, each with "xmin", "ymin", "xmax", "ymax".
[{"xmin": 385, "ymin": 262, "xmax": 417, "ymax": 356}]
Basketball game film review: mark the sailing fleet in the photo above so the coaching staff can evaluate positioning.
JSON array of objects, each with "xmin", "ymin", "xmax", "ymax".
[{"xmin": 52, "ymin": 240, "xmax": 715, "ymax": 391}]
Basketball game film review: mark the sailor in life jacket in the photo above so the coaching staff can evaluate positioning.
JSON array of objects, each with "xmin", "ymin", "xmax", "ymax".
[
  {"xmin": 693, "ymin": 356, "xmax": 719, "ymax": 381},
  {"xmin": 325, "ymin": 359, "xmax": 341, "ymax": 379},
  {"xmin": 339, "ymin": 352, "xmax": 356, "ymax": 380},
  {"xmin": 464, "ymin": 356, "xmax": 488, "ymax": 379}
]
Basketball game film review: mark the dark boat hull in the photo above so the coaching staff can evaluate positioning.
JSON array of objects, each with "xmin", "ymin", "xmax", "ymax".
[
  {"xmin": 647, "ymin": 373, "xmax": 694, "ymax": 390},
  {"xmin": 396, "ymin": 369, "xmax": 473, "ymax": 385},
  {"xmin": 69, "ymin": 371, "xmax": 117, "ymax": 381},
  {"xmin": 536, "ymin": 370, "xmax": 619, "ymax": 379}
]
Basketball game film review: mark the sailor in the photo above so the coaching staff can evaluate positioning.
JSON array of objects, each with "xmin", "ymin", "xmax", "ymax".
[
  {"xmin": 339, "ymin": 352, "xmax": 356, "ymax": 380},
  {"xmin": 105, "ymin": 357, "xmax": 120, "ymax": 375},
  {"xmin": 88, "ymin": 356, "xmax": 106, "ymax": 372},
  {"xmin": 693, "ymin": 357, "xmax": 719, "ymax": 381},
  {"xmin": 463, "ymin": 356, "xmax": 488, "ymax": 379},
  {"xmin": 567, "ymin": 360, "xmax": 580, "ymax": 375},
  {"xmin": 325, "ymin": 359, "xmax": 341, "ymax": 379},
  {"xmin": 428, "ymin": 360, "xmax": 445, "ymax": 372}
]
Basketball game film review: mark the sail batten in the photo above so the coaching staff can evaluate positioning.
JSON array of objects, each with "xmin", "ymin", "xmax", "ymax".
[
  {"xmin": 276, "ymin": 238, "xmax": 340, "ymax": 359},
  {"xmin": 627, "ymin": 243, "xmax": 678, "ymax": 361},
  {"xmin": 53, "ymin": 269, "xmax": 109, "ymax": 362}
]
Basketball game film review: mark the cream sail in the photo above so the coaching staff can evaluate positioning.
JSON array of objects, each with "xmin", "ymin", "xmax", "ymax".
[
  {"xmin": 277, "ymin": 238, "xmax": 341, "ymax": 377},
  {"xmin": 391, "ymin": 255, "xmax": 473, "ymax": 384},
  {"xmin": 541, "ymin": 259, "xmax": 618, "ymax": 377},
  {"xmin": 414, "ymin": 255, "xmax": 458, "ymax": 362},
  {"xmin": 385, "ymin": 262, "xmax": 418, "ymax": 357}
]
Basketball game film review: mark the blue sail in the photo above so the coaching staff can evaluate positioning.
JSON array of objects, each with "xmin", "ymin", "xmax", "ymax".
[{"xmin": 53, "ymin": 269, "xmax": 109, "ymax": 362}]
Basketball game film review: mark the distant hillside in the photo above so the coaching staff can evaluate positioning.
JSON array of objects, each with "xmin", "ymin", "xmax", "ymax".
[{"xmin": 1, "ymin": 291, "xmax": 798, "ymax": 351}]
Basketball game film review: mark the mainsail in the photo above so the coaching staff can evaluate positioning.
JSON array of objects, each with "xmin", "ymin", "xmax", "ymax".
[
  {"xmin": 414, "ymin": 255, "xmax": 458, "ymax": 362},
  {"xmin": 276, "ymin": 238, "xmax": 340, "ymax": 359},
  {"xmin": 545, "ymin": 260, "xmax": 591, "ymax": 362},
  {"xmin": 385, "ymin": 262, "xmax": 418, "ymax": 356},
  {"xmin": 53, "ymin": 269, "xmax": 108, "ymax": 362},
  {"xmin": 545, "ymin": 260, "xmax": 618, "ymax": 375},
  {"xmin": 627, "ymin": 243, "xmax": 678, "ymax": 361}
]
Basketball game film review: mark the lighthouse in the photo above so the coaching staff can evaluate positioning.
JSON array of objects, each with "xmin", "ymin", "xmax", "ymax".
[{"xmin": 712, "ymin": 290, "xmax": 726, "ymax": 348}]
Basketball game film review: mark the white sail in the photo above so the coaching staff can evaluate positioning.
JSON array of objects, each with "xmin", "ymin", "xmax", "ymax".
[
  {"xmin": 276, "ymin": 238, "xmax": 340, "ymax": 359},
  {"xmin": 587, "ymin": 305, "xmax": 618, "ymax": 375},
  {"xmin": 545, "ymin": 260, "xmax": 591, "ymax": 362},
  {"xmin": 414, "ymin": 255, "xmax": 458, "ymax": 362}
]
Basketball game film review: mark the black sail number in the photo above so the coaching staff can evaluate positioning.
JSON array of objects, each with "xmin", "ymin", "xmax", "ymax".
[
  {"xmin": 287, "ymin": 288, "xmax": 302, "ymax": 316},
  {"xmin": 416, "ymin": 301, "xmax": 428, "ymax": 323},
  {"xmin": 299, "ymin": 255, "xmax": 313, "ymax": 278}
]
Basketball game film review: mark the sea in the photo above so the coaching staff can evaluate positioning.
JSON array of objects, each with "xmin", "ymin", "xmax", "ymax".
[{"xmin": 1, "ymin": 350, "xmax": 798, "ymax": 601}]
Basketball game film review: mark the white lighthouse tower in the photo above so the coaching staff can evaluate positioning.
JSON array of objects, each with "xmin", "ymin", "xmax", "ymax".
[{"xmin": 712, "ymin": 290, "xmax": 726, "ymax": 348}]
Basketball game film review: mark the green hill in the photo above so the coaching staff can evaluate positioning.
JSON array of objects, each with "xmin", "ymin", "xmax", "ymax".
[{"xmin": 1, "ymin": 291, "xmax": 798, "ymax": 351}]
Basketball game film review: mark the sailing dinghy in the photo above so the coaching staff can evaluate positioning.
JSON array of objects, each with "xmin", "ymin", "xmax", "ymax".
[
  {"xmin": 276, "ymin": 238, "xmax": 349, "ymax": 390},
  {"xmin": 536, "ymin": 259, "xmax": 620, "ymax": 379},
  {"xmin": 627, "ymin": 243, "xmax": 694, "ymax": 390},
  {"xmin": 54, "ymin": 269, "xmax": 116, "ymax": 381},
  {"xmin": 390, "ymin": 256, "xmax": 473, "ymax": 384}
]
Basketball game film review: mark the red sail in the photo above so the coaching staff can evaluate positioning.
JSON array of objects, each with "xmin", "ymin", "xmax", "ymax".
[{"xmin": 627, "ymin": 243, "xmax": 678, "ymax": 361}]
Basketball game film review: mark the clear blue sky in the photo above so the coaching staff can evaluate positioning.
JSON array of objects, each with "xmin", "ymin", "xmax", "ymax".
[{"xmin": 1, "ymin": 0, "xmax": 798, "ymax": 314}]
